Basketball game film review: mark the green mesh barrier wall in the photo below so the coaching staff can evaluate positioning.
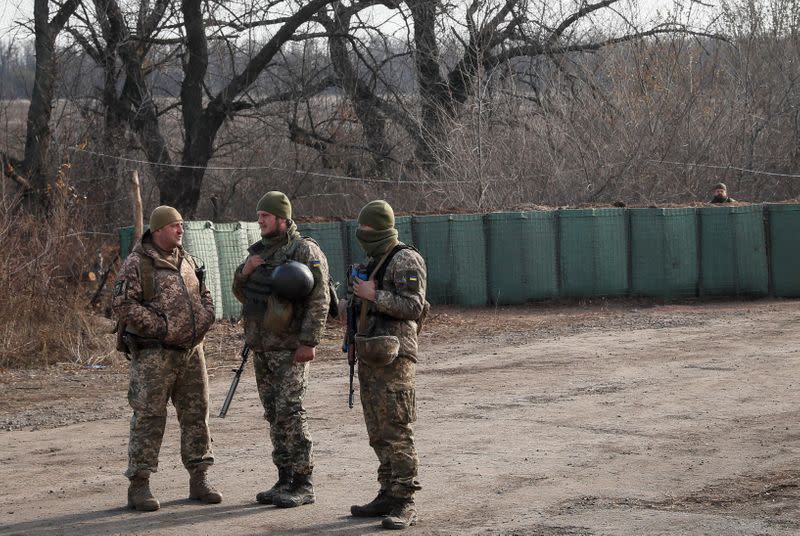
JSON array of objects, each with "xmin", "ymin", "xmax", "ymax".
[
  {"xmin": 559, "ymin": 208, "xmax": 628, "ymax": 297},
  {"xmin": 486, "ymin": 211, "xmax": 558, "ymax": 304},
  {"xmin": 768, "ymin": 204, "xmax": 800, "ymax": 297},
  {"xmin": 119, "ymin": 226, "xmax": 135, "ymax": 259},
  {"xmin": 182, "ymin": 221, "xmax": 224, "ymax": 319},
  {"xmin": 345, "ymin": 220, "xmax": 361, "ymax": 273},
  {"xmin": 396, "ymin": 215, "xmax": 414, "ymax": 246},
  {"xmin": 413, "ymin": 214, "xmax": 487, "ymax": 305},
  {"xmin": 119, "ymin": 205, "xmax": 799, "ymax": 307},
  {"xmin": 630, "ymin": 208, "xmax": 698, "ymax": 297},
  {"xmin": 297, "ymin": 221, "xmax": 347, "ymax": 297},
  {"xmin": 213, "ymin": 223, "xmax": 249, "ymax": 319},
  {"xmin": 699, "ymin": 205, "xmax": 768, "ymax": 296},
  {"xmin": 242, "ymin": 222, "xmax": 261, "ymax": 247}
]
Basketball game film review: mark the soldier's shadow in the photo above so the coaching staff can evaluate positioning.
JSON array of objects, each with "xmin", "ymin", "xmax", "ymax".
[
  {"xmin": 3, "ymin": 502, "xmax": 390, "ymax": 536},
  {"xmin": 2, "ymin": 500, "xmax": 262, "ymax": 536}
]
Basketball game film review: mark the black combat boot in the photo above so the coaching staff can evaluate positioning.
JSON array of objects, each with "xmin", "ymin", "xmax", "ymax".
[
  {"xmin": 382, "ymin": 499, "xmax": 417, "ymax": 530},
  {"xmin": 272, "ymin": 472, "xmax": 315, "ymax": 508},
  {"xmin": 256, "ymin": 467, "xmax": 293, "ymax": 505},
  {"xmin": 189, "ymin": 468, "xmax": 223, "ymax": 504},
  {"xmin": 127, "ymin": 471, "xmax": 160, "ymax": 512},
  {"xmin": 350, "ymin": 488, "xmax": 394, "ymax": 517}
]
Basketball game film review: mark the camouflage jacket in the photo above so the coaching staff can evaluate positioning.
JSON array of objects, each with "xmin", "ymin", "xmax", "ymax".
[
  {"xmin": 232, "ymin": 231, "xmax": 330, "ymax": 351},
  {"xmin": 359, "ymin": 244, "xmax": 427, "ymax": 362},
  {"xmin": 112, "ymin": 233, "xmax": 215, "ymax": 349}
]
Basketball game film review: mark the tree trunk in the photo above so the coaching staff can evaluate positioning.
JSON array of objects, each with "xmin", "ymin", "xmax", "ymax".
[
  {"xmin": 327, "ymin": 10, "xmax": 391, "ymax": 175},
  {"xmin": 407, "ymin": 0, "xmax": 452, "ymax": 170},
  {"xmin": 22, "ymin": 0, "xmax": 62, "ymax": 210}
]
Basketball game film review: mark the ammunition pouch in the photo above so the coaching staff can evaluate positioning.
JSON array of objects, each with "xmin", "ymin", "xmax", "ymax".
[
  {"xmin": 355, "ymin": 334, "xmax": 399, "ymax": 366},
  {"xmin": 263, "ymin": 294, "xmax": 294, "ymax": 336}
]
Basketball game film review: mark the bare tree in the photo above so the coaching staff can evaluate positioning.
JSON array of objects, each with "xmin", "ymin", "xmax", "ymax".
[{"xmin": 1, "ymin": 0, "xmax": 80, "ymax": 212}]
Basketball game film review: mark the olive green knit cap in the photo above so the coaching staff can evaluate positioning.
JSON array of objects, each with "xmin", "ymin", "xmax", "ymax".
[
  {"xmin": 149, "ymin": 205, "xmax": 182, "ymax": 232},
  {"xmin": 257, "ymin": 191, "xmax": 292, "ymax": 220},
  {"xmin": 357, "ymin": 200, "xmax": 394, "ymax": 230}
]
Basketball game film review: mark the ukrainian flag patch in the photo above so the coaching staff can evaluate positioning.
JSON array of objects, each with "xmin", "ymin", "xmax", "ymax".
[{"xmin": 405, "ymin": 270, "xmax": 420, "ymax": 291}]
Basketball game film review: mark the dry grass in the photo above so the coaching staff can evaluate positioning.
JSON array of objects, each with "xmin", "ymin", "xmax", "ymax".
[{"xmin": 0, "ymin": 190, "xmax": 117, "ymax": 368}]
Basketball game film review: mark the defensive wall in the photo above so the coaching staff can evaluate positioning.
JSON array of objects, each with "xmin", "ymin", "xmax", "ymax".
[{"xmin": 119, "ymin": 204, "xmax": 800, "ymax": 319}]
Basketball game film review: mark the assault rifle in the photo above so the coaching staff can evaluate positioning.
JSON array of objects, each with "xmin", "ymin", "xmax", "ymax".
[
  {"xmin": 342, "ymin": 265, "xmax": 368, "ymax": 408},
  {"xmin": 218, "ymin": 345, "xmax": 250, "ymax": 418}
]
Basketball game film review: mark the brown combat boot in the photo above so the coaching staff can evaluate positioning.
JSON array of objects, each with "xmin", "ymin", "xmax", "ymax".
[
  {"xmin": 189, "ymin": 468, "xmax": 223, "ymax": 504},
  {"xmin": 350, "ymin": 488, "xmax": 394, "ymax": 517},
  {"xmin": 273, "ymin": 472, "xmax": 315, "ymax": 508},
  {"xmin": 127, "ymin": 472, "xmax": 160, "ymax": 512},
  {"xmin": 256, "ymin": 467, "xmax": 293, "ymax": 505},
  {"xmin": 382, "ymin": 499, "xmax": 417, "ymax": 530}
]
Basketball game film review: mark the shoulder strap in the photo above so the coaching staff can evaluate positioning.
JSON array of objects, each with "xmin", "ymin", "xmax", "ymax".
[
  {"xmin": 139, "ymin": 255, "xmax": 156, "ymax": 303},
  {"xmin": 374, "ymin": 244, "xmax": 413, "ymax": 290}
]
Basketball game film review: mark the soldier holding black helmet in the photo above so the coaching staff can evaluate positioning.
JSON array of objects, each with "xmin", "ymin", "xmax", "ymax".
[{"xmin": 232, "ymin": 191, "xmax": 330, "ymax": 509}]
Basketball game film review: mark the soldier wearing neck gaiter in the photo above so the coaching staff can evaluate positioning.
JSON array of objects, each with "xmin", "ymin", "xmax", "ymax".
[{"xmin": 348, "ymin": 200, "xmax": 428, "ymax": 530}]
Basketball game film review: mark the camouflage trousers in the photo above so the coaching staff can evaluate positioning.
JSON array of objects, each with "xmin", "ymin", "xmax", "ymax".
[
  {"xmin": 359, "ymin": 356, "xmax": 421, "ymax": 500},
  {"xmin": 125, "ymin": 344, "xmax": 214, "ymax": 478},
  {"xmin": 253, "ymin": 350, "xmax": 314, "ymax": 474}
]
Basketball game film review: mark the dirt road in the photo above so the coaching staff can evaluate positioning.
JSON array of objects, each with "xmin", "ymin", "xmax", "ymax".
[{"xmin": 2, "ymin": 300, "xmax": 800, "ymax": 535}]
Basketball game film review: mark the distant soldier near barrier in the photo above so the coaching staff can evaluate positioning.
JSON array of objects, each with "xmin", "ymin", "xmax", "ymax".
[
  {"xmin": 112, "ymin": 205, "xmax": 220, "ymax": 512},
  {"xmin": 711, "ymin": 182, "xmax": 736, "ymax": 203},
  {"xmin": 345, "ymin": 200, "xmax": 429, "ymax": 530},
  {"xmin": 232, "ymin": 191, "xmax": 330, "ymax": 508}
]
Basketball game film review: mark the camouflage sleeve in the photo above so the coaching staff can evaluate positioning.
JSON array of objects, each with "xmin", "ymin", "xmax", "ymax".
[
  {"xmin": 111, "ymin": 253, "xmax": 167, "ymax": 338},
  {"xmin": 232, "ymin": 261, "xmax": 248, "ymax": 304},
  {"xmin": 293, "ymin": 240, "xmax": 330, "ymax": 347},
  {"xmin": 373, "ymin": 249, "xmax": 427, "ymax": 320}
]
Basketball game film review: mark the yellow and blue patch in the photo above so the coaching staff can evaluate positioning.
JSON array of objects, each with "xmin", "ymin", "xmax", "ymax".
[
  {"xmin": 309, "ymin": 259, "xmax": 323, "ymax": 281},
  {"xmin": 404, "ymin": 270, "xmax": 420, "ymax": 291}
]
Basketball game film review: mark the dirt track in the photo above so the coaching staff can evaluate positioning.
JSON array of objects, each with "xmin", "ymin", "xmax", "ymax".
[{"xmin": 2, "ymin": 300, "xmax": 800, "ymax": 535}]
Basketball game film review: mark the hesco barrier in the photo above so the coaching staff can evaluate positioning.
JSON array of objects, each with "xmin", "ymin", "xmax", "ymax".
[
  {"xmin": 486, "ymin": 211, "xmax": 558, "ymax": 304},
  {"xmin": 630, "ymin": 208, "xmax": 698, "ymax": 297},
  {"xmin": 699, "ymin": 205, "xmax": 768, "ymax": 296},
  {"xmin": 767, "ymin": 204, "xmax": 800, "ymax": 297},
  {"xmin": 118, "ymin": 204, "xmax": 799, "ymax": 318},
  {"xmin": 559, "ymin": 208, "xmax": 628, "ymax": 297},
  {"xmin": 181, "ymin": 221, "xmax": 224, "ymax": 320}
]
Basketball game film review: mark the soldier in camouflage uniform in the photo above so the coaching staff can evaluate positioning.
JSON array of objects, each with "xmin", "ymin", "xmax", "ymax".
[
  {"xmin": 232, "ymin": 191, "xmax": 330, "ymax": 509},
  {"xmin": 112, "ymin": 205, "xmax": 221, "ymax": 512},
  {"xmin": 347, "ymin": 200, "xmax": 428, "ymax": 530}
]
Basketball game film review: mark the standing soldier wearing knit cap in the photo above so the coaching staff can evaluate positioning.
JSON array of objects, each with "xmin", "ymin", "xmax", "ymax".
[
  {"xmin": 232, "ymin": 191, "xmax": 330, "ymax": 508},
  {"xmin": 347, "ymin": 200, "xmax": 429, "ymax": 530},
  {"xmin": 112, "ymin": 205, "xmax": 220, "ymax": 512}
]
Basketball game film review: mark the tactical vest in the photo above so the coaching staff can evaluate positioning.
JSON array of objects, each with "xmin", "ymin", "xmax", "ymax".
[
  {"xmin": 240, "ymin": 237, "xmax": 304, "ymax": 321},
  {"xmin": 241, "ymin": 236, "xmax": 339, "ymax": 320},
  {"xmin": 115, "ymin": 251, "xmax": 201, "ymax": 353}
]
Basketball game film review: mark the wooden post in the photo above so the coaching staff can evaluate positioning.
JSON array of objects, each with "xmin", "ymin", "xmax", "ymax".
[{"xmin": 131, "ymin": 170, "xmax": 144, "ymax": 242}]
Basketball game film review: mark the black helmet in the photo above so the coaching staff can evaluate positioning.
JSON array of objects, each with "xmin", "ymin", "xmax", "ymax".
[{"xmin": 271, "ymin": 261, "xmax": 314, "ymax": 301}]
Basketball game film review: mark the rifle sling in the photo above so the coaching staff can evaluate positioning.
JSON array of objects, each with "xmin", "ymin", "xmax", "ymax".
[{"xmin": 357, "ymin": 246, "xmax": 396, "ymax": 333}]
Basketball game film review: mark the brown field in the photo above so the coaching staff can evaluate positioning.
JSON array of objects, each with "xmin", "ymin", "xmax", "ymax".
[{"xmin": 1, "ymin": 300, "xmax": 800, "ymax": 535}]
